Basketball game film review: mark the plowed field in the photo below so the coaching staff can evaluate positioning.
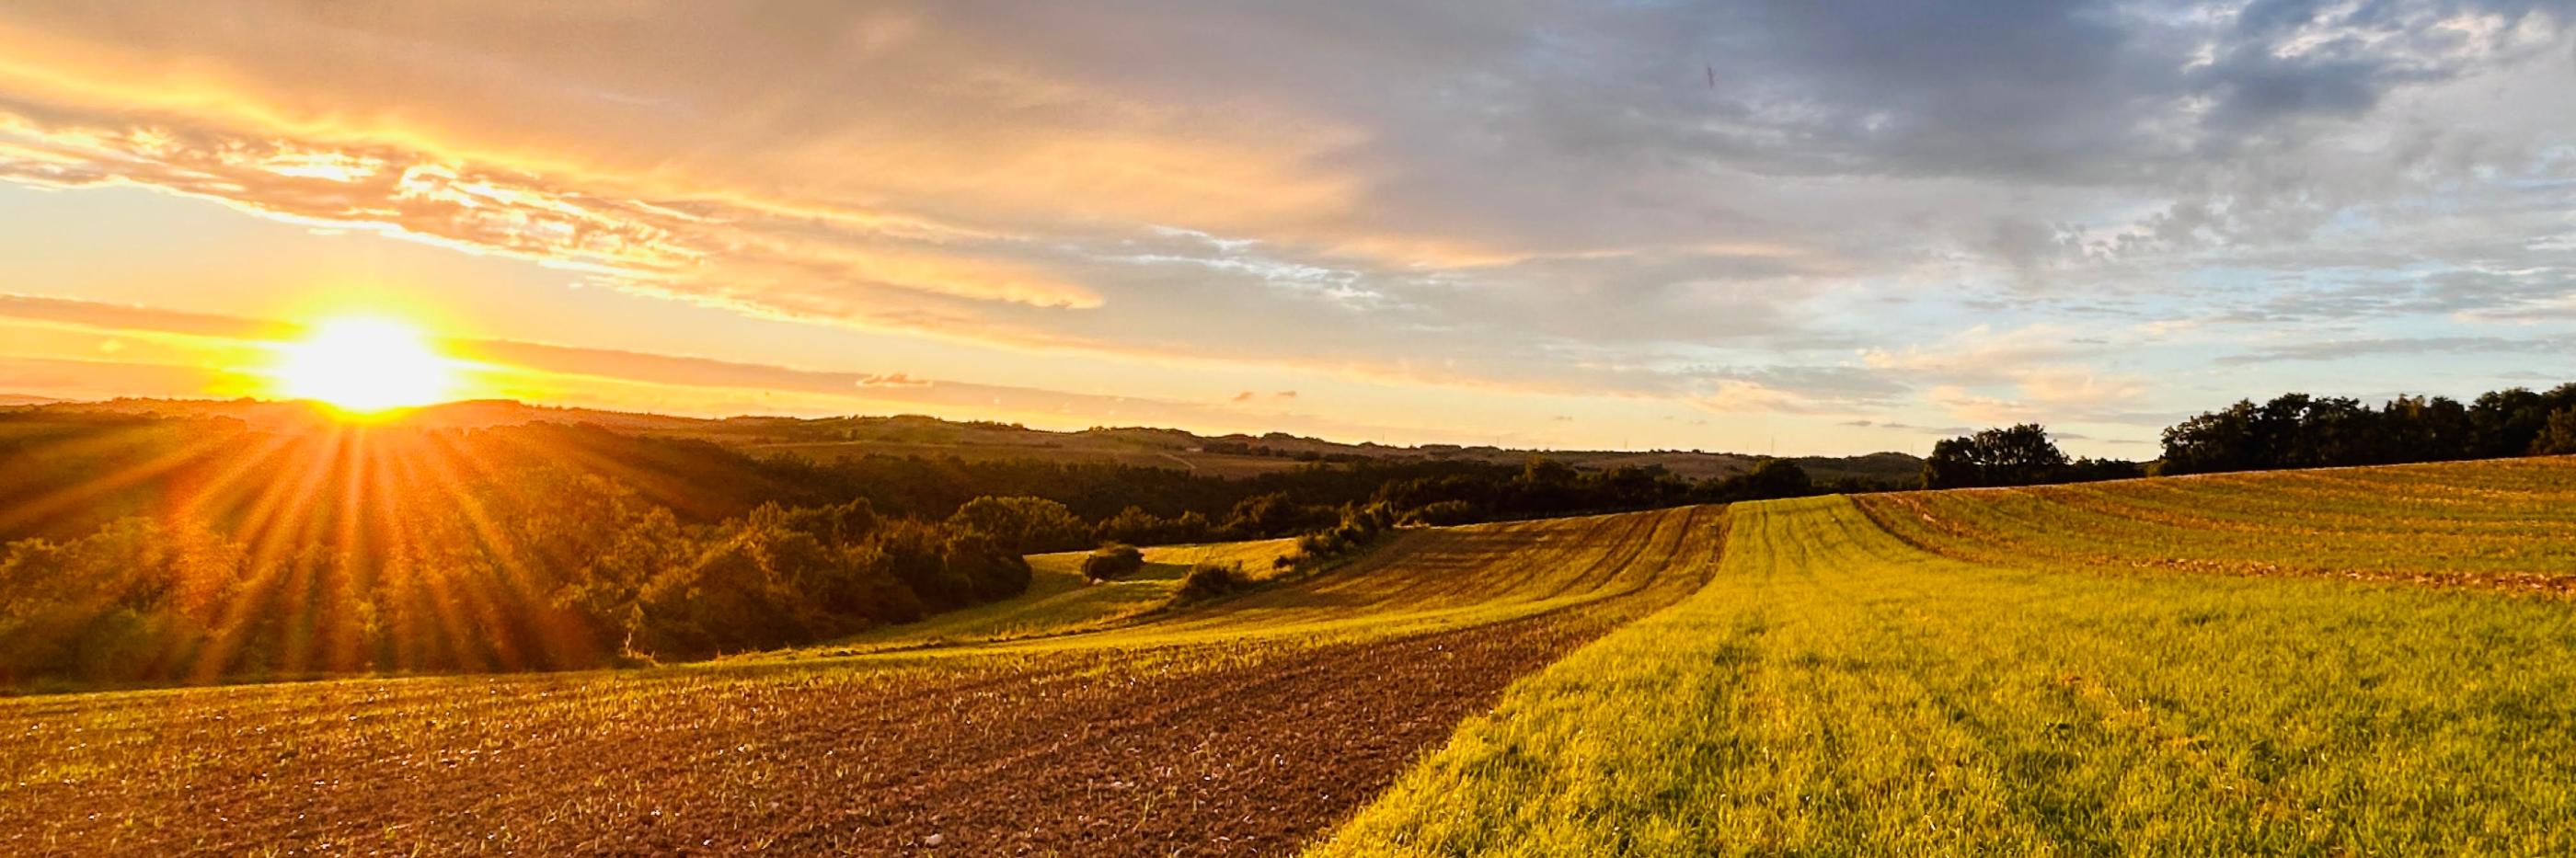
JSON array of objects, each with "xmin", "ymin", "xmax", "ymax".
[{"xmin": 1, "ymin": 507, "xmax": 1725, "ymax": 855}]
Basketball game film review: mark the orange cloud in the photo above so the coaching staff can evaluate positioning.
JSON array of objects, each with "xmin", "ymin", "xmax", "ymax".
[
  {"xmin": 0, "ymin": 293, "xmax": 1452, "ymax": 443},
  {"xmin": 0, "ymin": 5, "xmax": 1869, "ymax": 418}
]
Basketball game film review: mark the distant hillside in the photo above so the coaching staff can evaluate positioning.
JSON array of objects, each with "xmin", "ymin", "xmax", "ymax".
[
  {"xmin": 701, "ymin": 414, "xmax": 1921, "ymax": 483},
  {"xmin": 12, "ymin": 396, "xmax": 1921, "ymax": 482}
]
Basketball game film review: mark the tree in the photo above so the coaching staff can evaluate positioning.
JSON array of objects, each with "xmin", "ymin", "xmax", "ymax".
[
  {"xmin": 2383, "ymin": 395, "xmax": 2472, "ymax": 461},
  {"xmin": 1218, "ymin": 492, "xmax": 1333, "ymax": 539},
  {"xmin": 1092, "ymin": 505, "xmax": 1213, "ymax": 546},
  {"xmin": 2470, "ymin": 387, "xmax": 2550, "ymax": 458},
  {"xmin": 945, "ymin": 496, "xmax": 1087, "ymax": 554},
  {"xmin": 2159, "ymin": 400, "xmax": 2264, "ymax": 475},
  {"xmin": 1925, "ymin": 424, "xmax": 2070, "ymax": 489},
  {"xmin": 942, "ymin": 532, "xmax": 1032, "ymax": 602},
  {"xmin": 1518, "ymin": 456, "xmax": 1576, "ymax": 486},
  {"xmin": 2160, "ymin": 387, "xmax": 2576, "ymax": 475},
  {"xmin": 2534, "ymin": 406, "xmax": 2576, "ymax": 456},
  {"xmin": 1402, "ymin": 499, "xmax": 1480, "ymax": 526},
  {"xmin": 780, "ymin": 498, "xmax": 879, "ymax": 547},
  {"xmin": 1736, "ymin": 459, "xmax": 1812, "ymax": 499}
]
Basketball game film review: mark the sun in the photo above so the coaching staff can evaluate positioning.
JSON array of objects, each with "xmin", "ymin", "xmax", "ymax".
[{"xmin": 269, "ymin": 316, "xmax": 458, "ymax": 415}]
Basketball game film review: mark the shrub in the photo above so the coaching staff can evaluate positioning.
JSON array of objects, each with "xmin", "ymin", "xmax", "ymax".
[
  {"xmin": 1082, "ymin": 543, "xmax": 1146, "ymax": 582},
  {"xmin": 1177, "ymin": 562, "xmax": 1249, "ymax": 601},
  {"xmin": 945, "ymin": 532, "xmax": 1033, "ymax": 601},
  {"xmin": 1403, "ymin": 499, "xmax": 1480, "ymax": 527},
  {"xmin": 872, "ymin": 519, "xmax": 974, "ymax": 611}
]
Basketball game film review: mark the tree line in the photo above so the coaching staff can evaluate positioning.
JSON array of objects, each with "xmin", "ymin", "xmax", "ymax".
[
  {"xmin": 2156, "ymin": 386, "xmax": 2576, "ymax": 475},
  {"xmin": 1921, "ymin": 383, "xmax": 2576, "ymax": 488},
  {"xmin": 0, "ymin": 449, "xmax": 1042, "ymax": 686},
  {"xmin": 0, "ymin": 415, "xmax": 1884, "ymax": 687},
  {"xmin": 26, "ymin": 376, "xmax": 2564, "ymax": 685}
]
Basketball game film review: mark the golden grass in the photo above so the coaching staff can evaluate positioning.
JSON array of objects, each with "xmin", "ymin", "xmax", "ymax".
[
  {"xmin": 1320, "ymin": 461, "xmax": 2576, "ymax": 855},
  {"xmin": 822, "ymin": 538, "xmax": 1300, "ymax": 652}
]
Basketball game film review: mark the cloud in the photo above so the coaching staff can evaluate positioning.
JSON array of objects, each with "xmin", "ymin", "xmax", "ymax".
[
  {"xmin": 0, "ymin": 293, "xmax": 295, "ymax": 341},
  {"xmin": 2013, "ymin": 367, "xmax": 2149, "ymax": 409},
  {"xmin": 0, "ymin": 354, "xmax": 251, "ymax": 401},
  {"xmin": 0, "ymin": 0, "xmax": 2567, "ymax": 444},
  {"xmin": 1225, "ymin": 389, "xmax": 1303, "ymax": 405},
  {"xmin": 0, "ymin": 292, "xmax": 1447, "ymax": 441},
  {"xmin": 857, "ymin": 373, "xmax": 932, "ymax": 388},
  {"xmin": 1927, "ymin": 384, "xmax": 2041, "ymax": 425},
  {"xmin": 1862, "ymin": 324, "xmax": 2087, "ymax": 382},
  {"xmin": 1694, "ymin": 379, "xmax": 1846, "ymax": 415},
  {"xmin": 1840, "ymin": 418, "xmax": 1976, "ymax": 436},
  {"xmin": 2215, "ymin": 336, "xmax": 2573, "ymax": 365}
]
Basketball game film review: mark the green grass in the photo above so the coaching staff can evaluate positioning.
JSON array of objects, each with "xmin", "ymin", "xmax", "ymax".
[
  {"xmin": 777, "ymin": 506, "xmax": 1721, "ymax": 661},
  {"xmin": 1322, "ymin": 465, "xmax": 2576, "ymax": 855},
  {"xmin": 822, "ymin": 538, "xmax": 1299, "ymax": 652},
  {"xmin": 1857, "ymin": 456, "xmax": 2576, "ymax": 582},
  {"xmin": 1026, "ymin": 506, "xmax": 1720, "ymax": 651}
]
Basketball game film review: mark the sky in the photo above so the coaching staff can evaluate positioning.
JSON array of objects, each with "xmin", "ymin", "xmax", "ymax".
[{"xmin": 0, "ymin": 1, "xmax": 2570, "ymax": 457}]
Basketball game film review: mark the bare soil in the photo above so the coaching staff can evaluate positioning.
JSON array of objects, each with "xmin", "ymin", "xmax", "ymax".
[{"xmin": 6, "ymin": 600, "xmax": 1654, "ymax": 856}]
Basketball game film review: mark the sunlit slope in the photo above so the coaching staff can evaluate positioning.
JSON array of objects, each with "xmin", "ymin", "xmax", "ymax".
[
  {"xmin": 804, "ymin": 506, "xmax": 1722, "ymax": 658},
  {"xmin": 0, "ymin": 508, "xmax": 1727, "ymax": 853},
  {"xmin": 830, "ymin": 538, "xmax": 1299, "ymax": 651},
  {"xmin": 1064, "ymin": 506, "xmax": 1721, "ymax": 648},
  {"xmin": 1324, "ymin": 486, "xmax": 2576, "ymax": 855},
  {"xmin": 1859, "ymin": 456, "xmax": 2576, "ymax": 586}
]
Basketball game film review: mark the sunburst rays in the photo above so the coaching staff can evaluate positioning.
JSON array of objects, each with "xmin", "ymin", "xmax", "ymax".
[{"xmin": 0, "ymin": 417, "xmax": 614, "ymax": 681}]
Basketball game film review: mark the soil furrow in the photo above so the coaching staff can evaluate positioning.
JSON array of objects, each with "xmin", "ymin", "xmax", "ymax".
[{"xmin": 2, "ymin": 509, "xmax": 1723, "ymax": 856}]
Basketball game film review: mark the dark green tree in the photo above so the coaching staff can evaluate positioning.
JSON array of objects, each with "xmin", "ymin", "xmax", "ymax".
[
  {"xmin": 945, "ymin": 496, "xmax": 1087, "ymax": 554},
  {"xmin": 1925, "ymin": 424, "xmax": 2070, "ymax": 488},
  {"xmin": 2533, "ymin": 406, "xmax": 2576, "ymax": 456},
  {"xmin": 1737, "ymin": 459, "xmax": 1812, "ymax": 499}
]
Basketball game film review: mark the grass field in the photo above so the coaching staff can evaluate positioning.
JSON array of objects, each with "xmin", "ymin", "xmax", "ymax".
[
  {"xmin": 16, "ymin": 458, "xmax": 2576, "ymax": 854},
  {"xmin": 1322, "ymin": 459, "xmax": 2576, "ymax": 855},
  {"xmin": 788, "ymin": 507, "xmax": 1720, "ymax": 660},
  {"xmin": 824, "ymin": 538, "xmax": 1301, "ymax": 652},
  {"xmin": 0, "ymin": 507, "xmax": 1720, "ymax": 854},
  {"xmin": 1857, "ymin": 456, "xmax": 2576, "ymax": 589}
]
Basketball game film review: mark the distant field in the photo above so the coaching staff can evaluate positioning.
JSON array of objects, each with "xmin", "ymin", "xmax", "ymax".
[
  {"xmin": 12, "ymin": 397, "xmax": 1927, "ymax": 484},
  {"xmin": 18, "ymin": 458, "xmax": 2573, "ymax": 855},
  {"xmin": 1324, "ymin": 460, "xmax": 2576, "ymax": 854},
  {"xmin": 1857, "ymin": 455, "xmax": 2576, "ymax": 589},
  {"xmin": 829, "ymin": 538, "xmax": 1302, "ymax": 651},
  {"xmin": 0, "ymin": 508, "xmax": 1719, "ymax": 855},
  {"xmin": 737, "ymin": 439, "xmax": 1919, "ymax": 484}
]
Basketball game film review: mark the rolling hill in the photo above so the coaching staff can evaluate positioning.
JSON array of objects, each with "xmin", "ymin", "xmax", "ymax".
[
  {"xmin": 14, "ymin": 452, "xmax": 2571, "ymax": 852},
  {"xmin": 1324, "ymin": 457, "xmax": 2576, "ymax": 854},
  {"xmin": 3, "ymin": 395, "xmax": 1923, "ymax": 484},
  {"xmin": 0, "ymin": 507, "xmax": 1722, "ymax": 854}
]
